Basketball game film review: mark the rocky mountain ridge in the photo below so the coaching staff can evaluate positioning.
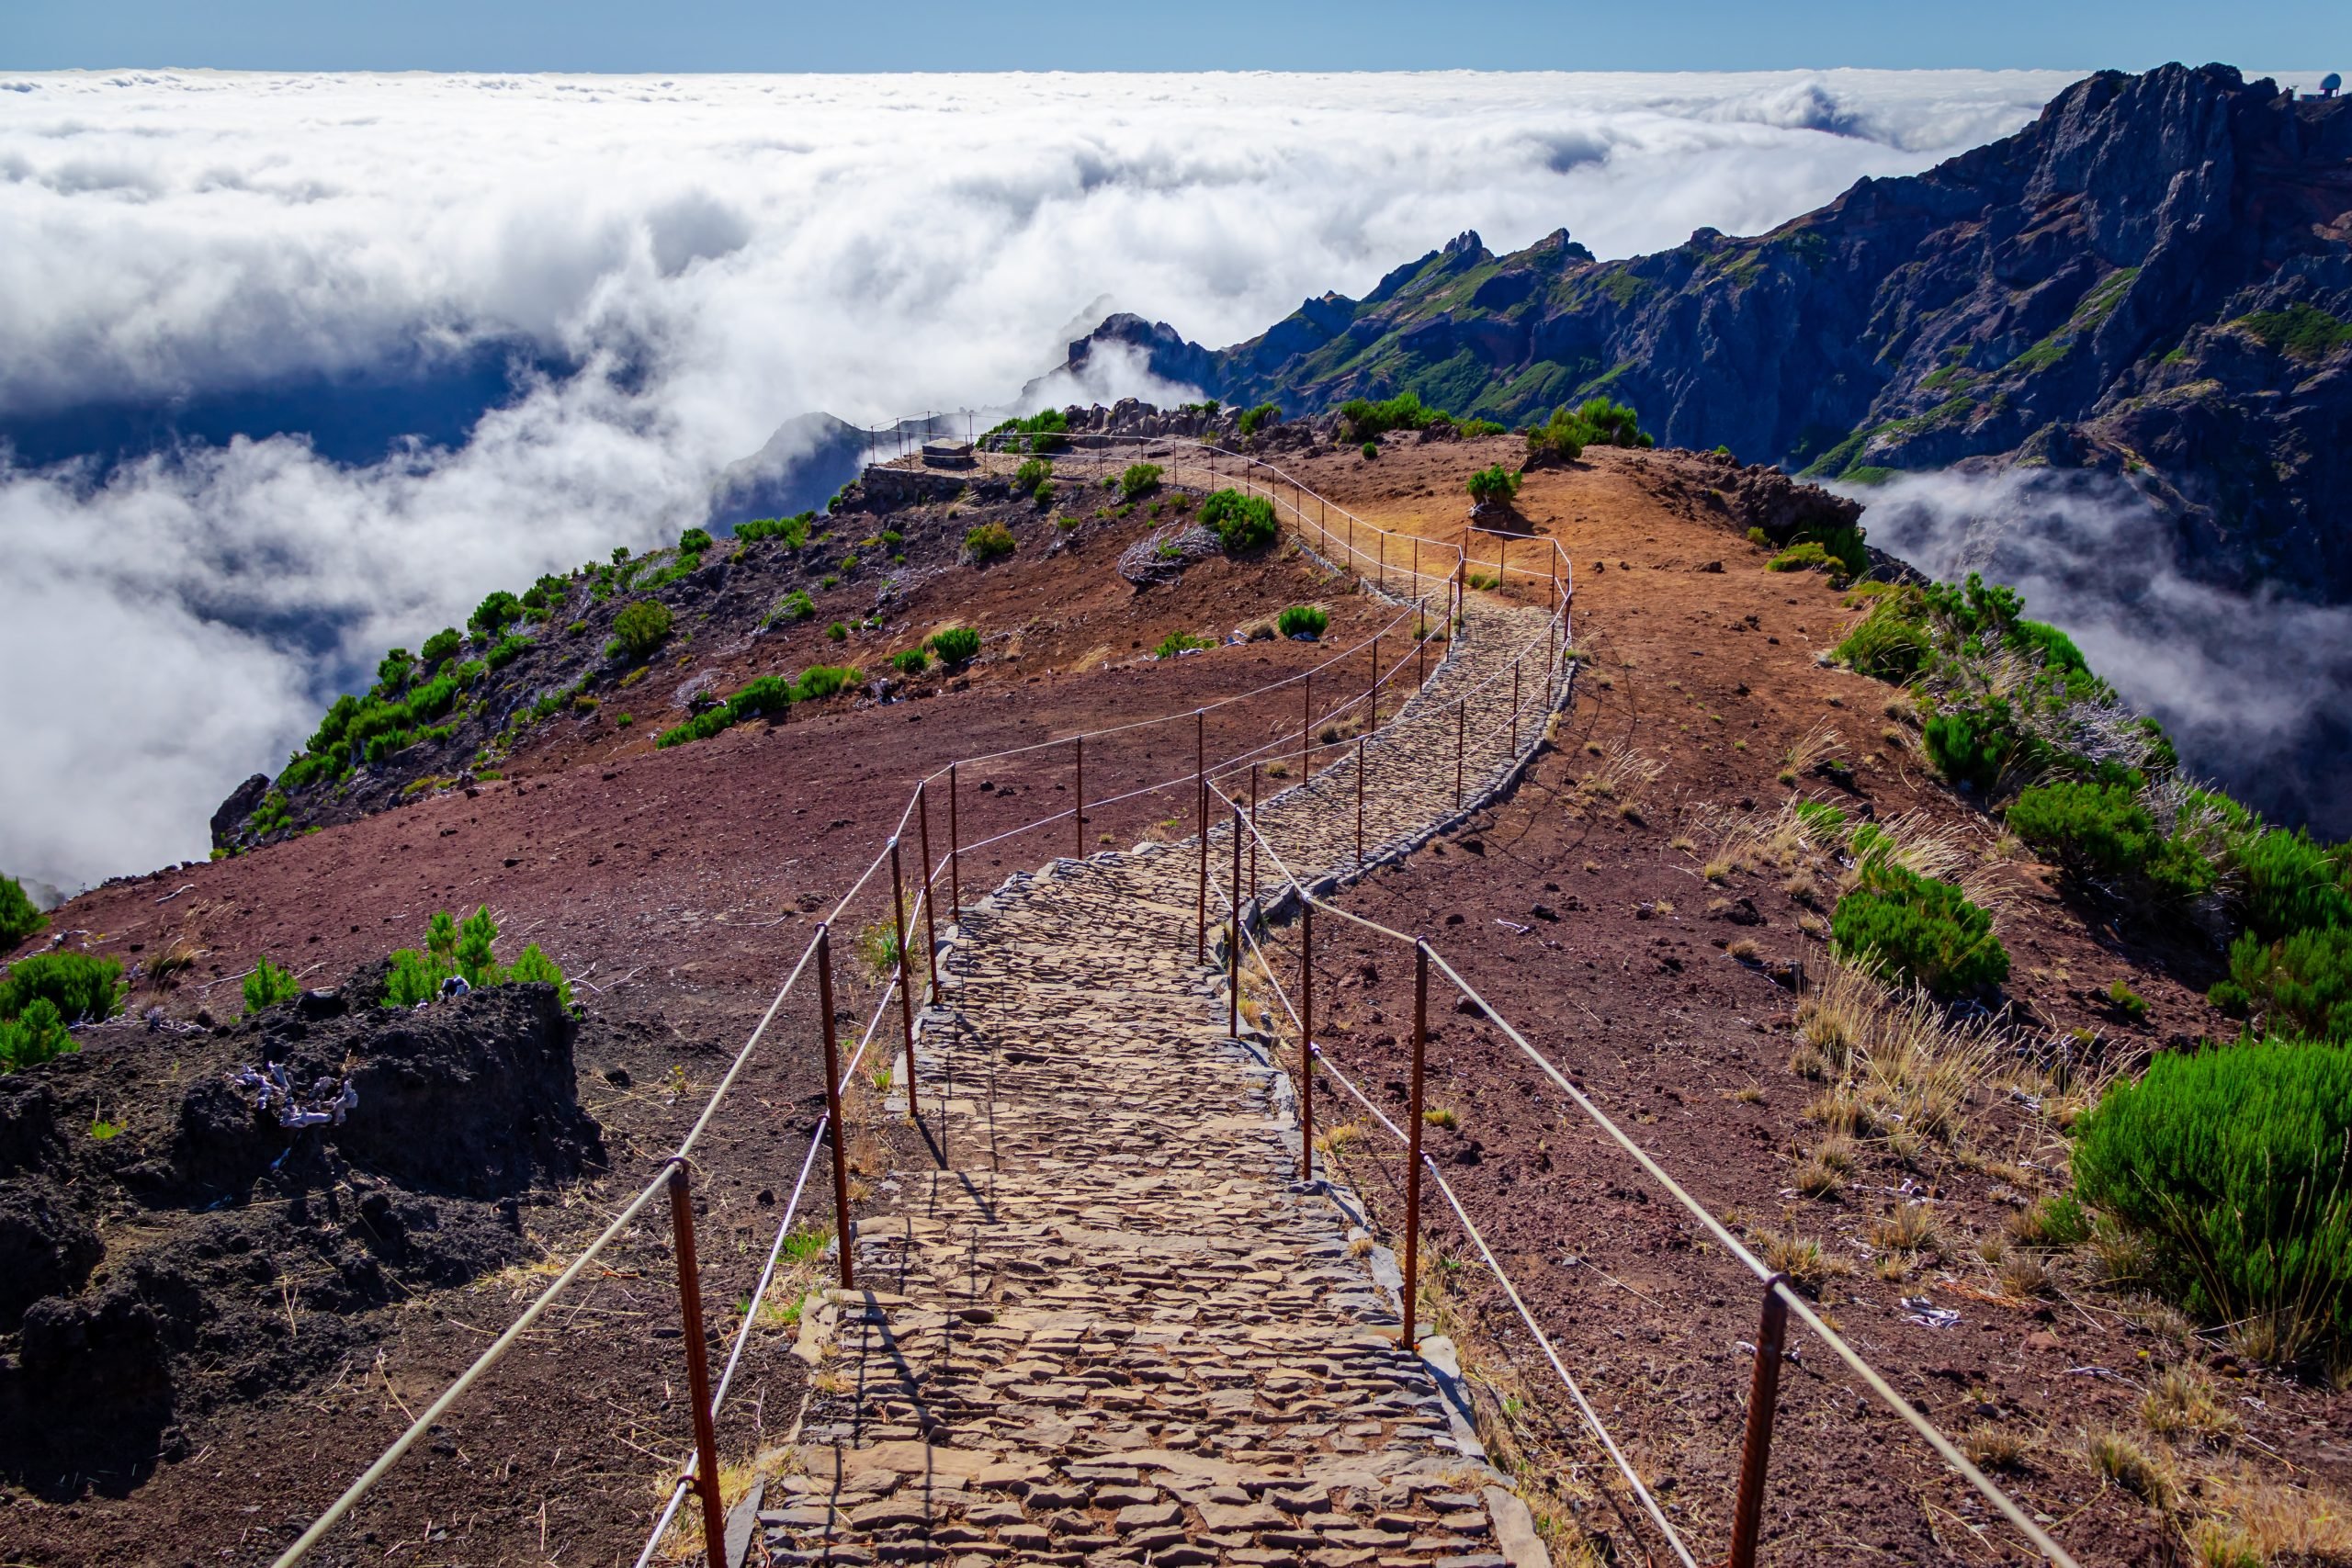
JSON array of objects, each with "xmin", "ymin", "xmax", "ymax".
[{"xmin": 1058, "ymin": 63, "xmax": 2352, "ymax": 610}]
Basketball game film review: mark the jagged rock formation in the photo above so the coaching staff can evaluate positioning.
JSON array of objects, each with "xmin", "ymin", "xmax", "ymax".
[{"xmin": 1056, "ymin": 64, "xmax": 2352, "ymax": 607}]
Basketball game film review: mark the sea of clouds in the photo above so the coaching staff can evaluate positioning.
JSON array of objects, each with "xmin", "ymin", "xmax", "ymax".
[{"xmin": 0, "ymin": 67, "xmax": 2087, "ymax": 889}]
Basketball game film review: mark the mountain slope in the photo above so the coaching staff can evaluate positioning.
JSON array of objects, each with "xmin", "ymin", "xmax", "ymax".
[{"xmin": 1065, "ymin": 63, "xmax": 2352, "ymax": 605}]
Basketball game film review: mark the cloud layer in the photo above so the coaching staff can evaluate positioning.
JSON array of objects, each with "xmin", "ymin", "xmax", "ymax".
[{"xmin": 0, "ymin": 68, "xmax": 2078, "ymax": 888}]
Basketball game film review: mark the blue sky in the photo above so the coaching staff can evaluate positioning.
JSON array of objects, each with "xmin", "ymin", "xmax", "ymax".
[{"xmin": 6, "ymin": 0, "xmax": 2346, "ymax": 73}]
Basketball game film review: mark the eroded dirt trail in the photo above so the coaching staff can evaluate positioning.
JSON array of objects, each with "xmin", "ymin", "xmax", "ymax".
[{"xmin": 763, "ymin": 591, "xmax": 1566, "ymax": 1568}]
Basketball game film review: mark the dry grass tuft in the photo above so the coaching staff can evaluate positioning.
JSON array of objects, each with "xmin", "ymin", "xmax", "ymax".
[
  {"xmin": 1962, "ymin": 1424, "xmax": 2030, "ymax": 1472},
  {"xmin": 1751, "ymin": 1227, "xmax": 1851, "ymax": 1291},
  {"xmin": 1871, "ymin": 1202, "xmax": 1941, "ymax": 1257},
  {"xmin": 1577, "ymin": 742, "xmax": 1665, "ymax": 807},
  {"xmin": 2142, "ymin": 1366, "xmax": 2240, "ymax": 1445},
  {"xmin": 2192, "ymin": 1469, "xmax": 2352, "ymax": 1563},
  {"xmin": 1793, "ymin": 956, "xmax": 2001, "ymax": 1148},
  {"xmin": 2086, "ymin": 1427, "xmax": 2177, "ymax": 1508}
]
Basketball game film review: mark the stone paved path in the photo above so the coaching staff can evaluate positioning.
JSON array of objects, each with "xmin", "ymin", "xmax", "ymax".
[{"xmin": 765, "ymin": 586, "xmax": 1567, "ymax": 1568}]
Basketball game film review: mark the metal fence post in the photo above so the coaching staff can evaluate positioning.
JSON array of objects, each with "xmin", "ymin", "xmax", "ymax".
[
  {"xmin": 1366, "ymin": 635, "xmax": 1380, "ymax": 731},
  {"xmin": 917, "ymin": 782, "xmax": 938, "ymax": 1000},
  {"xmin": 1228, "ymin": 802, "xmax": 1243, "ymax": 1040},
  {"xmin": 815, "ymin": 926, "xmax": 854, "ymax": 1290},
  {"xmin": 664, "ymin": 1163, "xmax": 729, "ymax": 1568},
  {"xmin": 1455, "ymin": 699, "xmax": 1465, "ymax": 808},
  {"xmin": 1195, "ymin": 710, "xmax": 1207, "ymax": 963},
  {"xmin": 1727, "ymin": 1276, "xmax": 1792, "ymax": 1568},
  {"xmin": 1249, "ymin": 764, "xmax": 1261, "ymax": 905},
  {"xmin": 1355, "ymin": 737, "xmax": 1366, "ymax": 869},
  {"xmin": 947, "ymin": 762, "xmax": 960, "ymax": 917},
  {"xmin": 889, "ymin": 838, "xmax": 917, "ymax": 1118},
  {"xmin": 1301, "ymin": 671, "xmax": 1312, "ymax": 781},
  {"xmin": 1512, "ymin": 657, "xmax": 1521, "ymax": 753},
  {"xmin": 1074, "ymin": 735, "xmax": 1085, "ymax": 860},
  {"xmin": 1299, "ymin": 896, "xmax": 1315, "ymax": 1182},
  {"xmin": 1402, "ymin": 942, "xmax": 1429, "ymax": 1347}
]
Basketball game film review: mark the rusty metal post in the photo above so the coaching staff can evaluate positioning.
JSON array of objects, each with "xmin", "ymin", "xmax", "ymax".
[
  {"xmin": 664, "ymin": 1163, "xmax": 729, "ymax": 1568},
  {"xmin": 1418, "ymin": 614, "xmax": 1427, "ymax": 686},
  {"xmin": 947, "ymin": 762, "xmax": 960, "ymax": 917},
  {"xmin": 1249, "ymin": 764, "xmax": 1260, "ymax": 904},
  {"xmin": 1299, "ymin": 897, "xmax": 1315, "ymax": 1182},
  {"xmin": 1512, "ymin": 657, "xmax": 1521, "ymax": 753},
  {"xmin": 815, "ymin": 926, "xmax": 854, "ymax": 1290},
  {"xmin": 1497, "ymin": 528, "xmax": 1506, "ymax": 587},
  {"xmin": 1401, "ymin": 942, "xmax": 1428, "ymax": 1346},
  {"xmin": 1074, "ymin": 735, "xmax": 1084, "ymax": 860},
  {"xmin": 1301, "ymin": 671, "xmax": 1312, "ymax": 781},
  {"xmin": 1377, "ymin": 528, "xmax": 1385, "ymax": 592},
  {"xmin": 1366, "ymin": 635, "xmax": 1380, "ymax": 731},
  {"xmin": 889, "ymin": 838, "xmax": 917, "ymax": 1117},
  {"xmin": 1455, "ymin": 698, "xmax": 1465, "ymax": 808},
  {"xmin": 917, "ymin": 782, "xmax": 938, "ymax": 1000},
  {"xmin": 1195, "ymin": 710, "xmax": 1207, "ymax": 963},
  {"xmin": 1355, "ymin": 736, "xmax": 1366, "ymax": 869},
  {"xmin": 1726, "ymin": 1276, "xmax": 1792, "ymax": 1568},
  {"xmin": 1228, "ymin": 802, "xmax": 1243, "ymax": 1040}
]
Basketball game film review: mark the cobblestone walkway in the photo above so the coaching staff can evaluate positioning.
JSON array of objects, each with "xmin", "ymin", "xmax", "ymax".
[{"xmin": 766, "ymin": 588, "xmax": 1567, "ymax": 1568}]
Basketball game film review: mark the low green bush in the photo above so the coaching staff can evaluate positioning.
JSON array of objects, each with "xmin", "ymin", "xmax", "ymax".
[
  {"xmin": 1360, "ymin": 441, "xmax": 1378, "ymax": 459},
  {"xmin": 1830, "ymin": 862, "xmax": 2007, "ymax": 995},
  {"xmin": 1767, "ymin": 541, "xmax": 1837, "ymax": 573},
  {"xmin": 2215, "ymin": 925, "xmax": 2352, "ymax": 1042},
  {"xmin": 1119, "ymin": 463, "xmax": 1164, "ymax": 501},
  {"xmin": 485, "ymin": 633, "xmax": 532, "ymax": 670},
  {"xmin": 890, "ymin": 648, "xmax": 930, "ymax": 676},
  {"xmin": 964, "ymin": 523, "xmax": 1016, "ymax": 564},
  {"xmin": 986, "ymin": 408, "xmax": 1069, "ymax": 452},
  {"xmin": 769, "ymin": 589, "xmax": 816, "ymax": 625},
  {"xmin": 243, "ymin": 956, "xmax": 301, "ymax": 1014},
  {"xmin": 0, "ymin": 875, "xmax": 47, "ymax": 948},
  {"xmin": 1155, "ymin": 631, "xmax": 1215, "ymax": 658},
  {"xmin": 0, "ymin": 998, "xmax": 73, "ymax": 1070},
  {"xmin": 1238, "ymin": 402, "xmax": 1281, "ymax": 437},
  {"xmin": 1460, "ymin": 418, "xmax": 1506, "ymax": 437},
  {"xmin": 2233, "ymin": 828, "xmax": 2352, "ymax": 943},
  {"xmin": 678, "ymin": 526, "xmax": 715, "ymax": 557},
  {"xmin": 929, "ymin": 626, "xmax": 981, "ymax": 667},
  {"xmin": 612, "ymin": 600, "xmax": 673, "ymax": 660},
  {"xmin": 376, "ymin": 648, "xmax": 414, "ymax": 692},
  {"xmin": 793, "ymin": 664, "xmax": 860, "ymax": 702},
  {"xmin": 0, "ymin": 952, "xmax": 123, "ymax": 1026},
  {"xmin": 1012, "ymin": 457, "xmax": 1051, "ymax": 491},
  {"xmin": 383, "ymin": 907, "xmax": 573, "ymax": 1010},
  {"xmin": 2074, "ymin": 1037, "xmax": 2352, "ymax": 1359},
  {"xmin": 1526, "ymin": 396, "xmax": 1653, "ymax": 461},
  {"xmin": 827, "ymin": 621, "xmax": 848, "ymax": 642},
  {"xmin": 469, "ymin": 590, "xmax": 524, "ymax": 638},
  {"xmin": 419, "ymin": 626, "xmax": 462, "ymax": 669},
  {"xmin": 1833, "ymin": 594, "xmax": 1933, "ymax": 680},
  {"xmin": 735, "ymin": 511, "xmax": 815, "ymax": 547},
  {"xmin": 1277, "ymin": 604, "xmax": 1329, "ymax": 639},
  {"xmin": 1338, "ymin": 391, "xmax": 1432, "ymax": 441},
  {"xmin": 1199, "ymin": 489, "xmax": 1278, "ymax": 553},
  {"xmin": 2007, "ymin": 781, "xmax": 2216, "ymax": 900},
  {"xmin": 520, "ymin": 573, "xmax": 569, "ymax": 613},
  {"xmin": 1465, "ymin": 465, "xmax": 1521, "ymax": 505},
  {"xmin": 1921, "ymin": 703, "xmax": 2024, "ymax": 795}
]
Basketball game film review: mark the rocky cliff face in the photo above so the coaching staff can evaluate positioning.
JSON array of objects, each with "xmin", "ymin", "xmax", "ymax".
[{"xmin": 1069, "ymin": 64, "xmax": 2352, "ymax": 607}]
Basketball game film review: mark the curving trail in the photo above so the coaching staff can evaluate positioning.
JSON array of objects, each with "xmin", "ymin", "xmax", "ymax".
[{"xmin": 768, "ymin": 586, "xmax": 1567, "ymax": 1568}]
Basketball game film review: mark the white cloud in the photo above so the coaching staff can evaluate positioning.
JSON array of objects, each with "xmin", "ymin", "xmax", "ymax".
[{"xmin": 0, "ymin": 67, "xmax": 2078, "ymax": 888}]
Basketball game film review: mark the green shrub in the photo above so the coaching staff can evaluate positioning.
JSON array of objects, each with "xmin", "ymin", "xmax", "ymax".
[
  {"xmin": 890, "ymin": 648, "xmax": 929, "ymax": 676},
  {"xmin": 770, "ymin": 589, "xmax": 816, "ymax": 625},
  {"xmin": 827, "ymin": 621, "xmax": 848, "ymax": 643},
  {"xmin": 419, "ymin": 626, "xmax": 462, "ymax": 669},
  {"xmin": 1238, "ymin": 402, "xmax": 1280, "ymax": 438},
  {"xmin": 469, "ymin": 590, "xmax": 524, "ymax": 638},
  {"xmin": 485, "ymin": 633, "xmax": 532, "ymax": 671},
  {"xmin": 0, "ymin": 875, "xmax": 47, "ymax": 948},
  {"xmin": 2233, "ymin": 829, "xmax": 2351, "ymax": 943},
  {"xmin": 0, "ymin": 998, "xmax": 74, "ymax": 1071},
  {"xmin": 376, "ymin": 648, "xmax": 413, "ymax": 691},
  {"xmin": 929, "ymin": 626, "xmax": 981, "ymax": 667},
  {"xmin": 1460, "ymin": 418, "xmax": 1506, "ymax": 438},
  {"xmin": 0, "ymin": 953, "xmax": 123, "ymax": 1026},
  {"xmin": 1155, "ymin": 631, "xmax": 1215, "ymax": 658},
  {"xmin": 2007, "ymin": 781, "xmax": 2217, "ymax": 901},
  {"xmin": 728, "ymin": 674, "xmax": 794, "ymax": 719},
  {"xmin": 1119, "ymin": 463, "xmax": 1164, "ymax": 501},
  {"xmin": 1199, "ymin": 489, "xmax": 1278, "ymax": 553},
  {"xmin": 242, "ymin": 956, "xmax": 301, "ymax": 1015},
  {"xmin": 1833, "ymin": 595, "xmax": 1933, "ymax": 680},
  {"xmin": 1277, "ymin": 604, "xmax": 1329, "ymax": 639},
  {"xmin": 1338, "ymin": 391, "xmax": 1432, "ymax": 441},
  {"xmin": 657, "ymin": 710, "xmax": 733, "ymax": 749},
  {"xmin": 503, "ymin": 942, "xmax": 573, "ymax": 1010},
  {"xmin": 2107, "ymin": 977, "xmax": 2150, "ymax": 1022},
  {"xmin": 987, "ymin": 408, "xmax": 1069, "ymax": 452},
  {"xmin": 1527, "ymin": 396, "xmax": 1653, "ymax": 462},
  {"xmin": 2074, "ymin": 1037, "xmax": 2352, "ymax": 1358},
  {"xmin": 678, "ymin": 526, "xmax": 714, "ymax": 557},
  {"xmin": 736, "ymin": 512, "xmax": 815, "ymax": 548},
  {"xmin": 520, "ymin": 572, "xmax": 569, "ymax": 613},
  {"xmin": 1360, "ymin": 441, "xmax": 1378, "ymax": 459},
  {"xmin": 1012, "ymin": 457, "xmax": 1051, "ymax": 491},
  {"xmin": 1921, "ymin": 703, "xmax": 2023, "ymax": 794},
  {"xmin": 2221, "ymin": 926, "xmax": 2352, "ymax": 1041},
  {"xmin": 1465, "ymin": 465, "xmax": 1521, "ymax": 505},
  {"xmin": 381, "ymin": 906, "xmax": 571, "ymax": 1008},
  {"xmin": 965, "ymin": 524, "xmax": 1016, "ymax": 564},
  {"xmin": 793, "ymin": 664, "xmax": 860, "ymax": 702},
  {"xmin": 1767, "ymin": 541, "xmax": 1836, "ymax": 573},
  {"xmin": 1831, "ymin": 862, "xmax": 2008, "ymax": 995},
  {"xmin": 612, "ymin": 600, "xmax": 673, "ymax": 660}
]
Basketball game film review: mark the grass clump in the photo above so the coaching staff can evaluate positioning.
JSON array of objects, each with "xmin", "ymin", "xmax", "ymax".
[
  {"xmin": 612, "ymin": 600, "xmax": 673, "ymax": 660},
  {"xmin": 888, "ymin": 648, "xmax": 929, "ymax": 677},
  {"xmin": 242, "ymin": 956, "xmax": 301, "ymax": 1015},
  {"xmin": 791, "ymin": 664, "xmax": 860, "ymax": 702},
  {"xmin": 928, "ymin": 626, "xmax": 981, "ymax": 668},
  {"xmin": 1155, "ymin": 631, "xmax": 1215, "ymax": 658},
  {"xmin": 1118, "ymin": 462, "xmax": 1164, "ymax": 501},
  {"xmin": 1277, "ymin": 604, "xmax": 1329, "ymax": 640},
  {"xmin": 768, "ymin": 589, "xmax": 816, "ymax": 626},
  {"xmin": 963, "ymin": 523, "xmax": 1016, "ymax": 564},
  {"xmin": 1831, "ymin": 859, "xmax": 2008, "ymax": 996},
  {"xmin": 0, "ymin": 875, "xmax": 47, "ymax": 949},
  {"xmin": 1012, "ymin": 457, "xmax": 1051, "ymax": 492},
  {"xmin": 655, "ymin": 672, "xmax": 797, "ymax": 750},
  {"xmin": 1767, "ymin": 541, "xmax": 1838, "ymax": 574},
  {"xmin": 1199, "ymin": 489, "xmax": 1278, "ymax": 553},
  {"xmin": 2074, "ymin": 1037, "xmax": 2352, "ymax": 1363}
]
